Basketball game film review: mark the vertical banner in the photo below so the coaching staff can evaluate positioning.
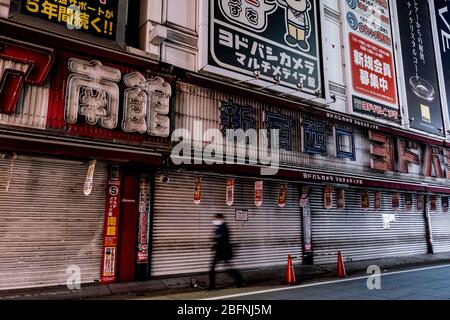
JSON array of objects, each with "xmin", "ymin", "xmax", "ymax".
[
  {"xmin": 100, "ymin": 164, "xmax": 121, "ymax": 284},
  {"xmin": 324, "ymin": 187, "xmax": 333, "ymax": 209},
  {"xmin": 405, "ymin": 193, "xmax": 413, "ymax": 211},
  {"xmin": 83, "ymin": 160, "xmax": 97, "ymax": 196},
  {"xmin": 226, "ymin": 178, "xmax": 235, "ymax": 206},
  {"xmin": 392, "ymin": 192, "xmax": 400, "ymax": 210},
  {"xmin": 278, "ymin": 184, "xmax": 288, "ymax": 208},
  {"xmin": 374, "ymin": 191, "xmax": 382, "ymax": 210},
  {"xmin": 194, "ymin": 177, "xmax": 202, "ymax": 205},
  {"xmin": 342, "ymin": 0, "xmax": 400, "ymax": 122},
  {"xmin": 361, "ymin": 190, "xmax": 369, "ymax": 210},
  {"xmin": 433, "ymin": 0, "xmax": 450, "ymax": 124},
  {"xmin": 417, "ymin": 194, "xmax": 425, "ymax": 211},
  {"xmin": 255, "ymin": 181, "xmax": 263, "ymax": 207},
  {"xmin": 397, "ymin": 0, "xmax": 445, "ymax": 136},
  {"xmin": 337, "ymin": 189, "xmax": 345, "ymax": 209},
  {"xmin": 430, "ymin": 195, "xmax": 437, "ymax": 211},
  {"xmin": 299, "ymin": 186, "xmax": 310, "ymax": 208},
  {"xmin": 137, "ymin": 176, "xmax": 150, "ymax": 264},
  {"xmin": 442, "ymin": 196, "xmax": 449, "ymax": 212},
  {"xmin": 302, "ymin": 204, "xmax": 313, "ymax": 254}
]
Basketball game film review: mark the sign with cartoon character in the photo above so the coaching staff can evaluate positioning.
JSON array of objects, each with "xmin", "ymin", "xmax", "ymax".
[
  {"xmin": 202, "ymin": 0, "xmax": 322, "ymax": 98},
  {"xmin": 341, "ymin": 0, "xmax": 400, "ymax": 123}
]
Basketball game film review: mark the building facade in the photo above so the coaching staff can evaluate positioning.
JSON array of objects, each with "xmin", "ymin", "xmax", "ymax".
[{"xmin": 1, "ymin": 0, "xmax": 450, "ymax": 290}]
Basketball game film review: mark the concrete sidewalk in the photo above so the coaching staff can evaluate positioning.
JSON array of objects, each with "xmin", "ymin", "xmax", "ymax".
[{"xmin": 2, "ymin": 252, "xmax": 450, "ymax": 300}]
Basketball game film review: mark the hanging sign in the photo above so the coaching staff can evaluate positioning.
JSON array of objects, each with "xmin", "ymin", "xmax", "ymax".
[
  {"xmin": 278, "ymin": 184, "xmax": 288, "ymax": 208},
  {"xmin": 255, "ymin": 181, "xmax": 263, "ymax": 207},
  {"xmin": 226, "ymin": 178, "xmax": 235, "ymax": 206},
  {"xmin": 194, "ymin": 177, "xmax": 202, "ymax": 205},
  {"xmin": 405, "ymin": 193, "xmax": 413, "ymax": 211},
  {"xmin": 235, "ymin": 209, "xmax": 249, "ymax": 222},
  {"xmin": 396, "ymin": 0, "xmax": 445, "ymax": 136},
  {"xmin": 430, "ymin": 195, "xmax": 437, "ymax": 211},
  {"xmin": 443, "ymin": 196, "xmax": 449, "ymax": 212},
  {"xmin": 374, "ymin": 191, "xmax": 382, "ymax": 210},
  {"xmin": 324, "ymin": 186, "xmax": 333, "ymax": 209},
  {"xmin": 337, "ymin": 189, "xmax": 345, "ymax": 209},
  {"xmin": 83, "ymin": 159, "xmax": 97, "ymax": 196},
  {"xmin": 204, "ymin": 0, "xmax": 322, "ymax": 97},
  {"xmin": 362, "ymin": 190, "xmax": 370, "ymax": 210},
  {"xmin": 299, "ymin": 186, "xmax": 310, "ymax": 208},
  {"xmin": 302, "ymin": 204, "xmax": 312, "ymax": 253},
  {"xmin": 137, "ymin": 176, "xmax": 150, "ymax": 264},
  {"xmin": 342, "ymin": 0, "xmax": 400, "ymax": 122},
  {"xmin": 100, "ymin": 164, "xmax": 121, "ymax": 284},
  {"xmin": 392, "ymin": 192, "xmax": 400, "ymax": 210},
  {"xmin": 417, "ymin": 194, "xmax": 424, "ymax": 211}
]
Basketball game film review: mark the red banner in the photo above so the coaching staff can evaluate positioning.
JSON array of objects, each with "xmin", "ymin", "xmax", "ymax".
[
  {"xmin": 226, "ymin": 178, "xmax": 234, "ymax": 206},
  {"xmin": 337, "ymin": 189, "xmax": 345, "ymax": 209},
  {"xmin": 255, "ymin": 181, "xmax": 263, "ymax": 207},
  {"xmin": 278, "ymin": 184, "xmax": 288, "ymax": 208},
  {"xmin": 324, "ymin": 187, "xmax": 333, "ymax": 209},
  {"xmin": 392, "ymin": 192, "xmax": 400, "ymax": 210},
  {"xmin": 194, "ymin": 177, "xmax": 202, "ymax": 205},
  {"xmin": 100, "ymin": 164, "xmax": 121, "ymax": 284},
  {"xmin": 362, "ymin": 190, "xmax": 369, "ymax": 210},
  {"xmin": 374, "ymin": 191, "xmax": 382, "ymax": 210},
  {"xmin": 137, "ymin": 176, "xmax": 150, "ymax": 264}
]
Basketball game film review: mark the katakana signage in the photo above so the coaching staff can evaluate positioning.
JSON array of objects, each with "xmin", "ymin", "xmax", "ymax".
[
  {"xmin": 203, "ymin": 0, "xmax": 322, "ymax": 97},
  {"xmin": 342, "ymin": 0, "xmax": 400, "ymax": 122},
  {"xmin": 397, "ymin": 0, "xmax": 445, "ymax": 136},
  {"xmin": 21, "ymin": 0, "xmax": 119, "ymax": 40}
]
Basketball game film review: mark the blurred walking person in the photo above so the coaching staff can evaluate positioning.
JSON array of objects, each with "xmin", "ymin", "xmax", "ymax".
[{"xmin": 208, "ymin": 214, "xmax": 244, "ymax": 290}]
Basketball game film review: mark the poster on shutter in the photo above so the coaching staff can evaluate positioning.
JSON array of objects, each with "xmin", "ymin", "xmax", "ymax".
[
  {"xmin": 361, "ymin": 190, "xmax": 369, "ymax": 210},
  {"xmin": 342, "ymin": 0, "xmax": 400, "ymax": 122},
  {"xmin": 433, "ymin": 0, "xmax": 450, "ymax": 125},
  {"xmin": 396, "ymin": 0, "xmax": 445, "ymax": 136},
  {"xmin": 194, "ymin": 177, "xmax": 202, "ymax": 205},
  {"xmin": 302, "ymin": 204, "xmax": 312, "ymax": 253},
  {"xmin": 374, "ymin": 191, "xmax": 381, "ymax": 210},
  {"xmin": 417, "ymin": 194, "xmax": 424, "ymax": 211},
  {"xmin": 405, "ymin": 193, "xmax": 413, "ymax": 211},
  {"xmin": 383, "ymin": 213, "xmax": 396, "ymax": 229},
  {"xmin": 337, "ymin": 189, "xmax": 345, "ymax": 209},
  {"xmin": 226, "ymin": 178, "xmax": 235, "ymax": 206},
  {"xmin": 235, "ymin": 209, "xmax": 249, "ymax": 221},
  {"xmin": 299, "ymin": 186, "xmax": 309, "ymax": 208},
  {"xmin": 137, "ymin": 176, "xmax": 150, "ymax": 264},
  {"xmin": 430, "ymin": 195, "xmax": 437, "ymax": 211},
  {"xmin": 83, "ymin": 160, "xmax": 96, "ymax": 196},
  {"xmin": 392, "ymin": 192, "xmax": 399, "ymax": 210},
  {"xmin": 255, "ymin": 181, "xmax": 263, "ymax": 207},
  {"xmin": 324, "ymin": 187, "xmax": 333, "ymax": 209},
  {"xmin": 100, "ymin": 164, "xmax": 121, "ymax": 284},
  {"xmin": 278, "ymin": 184, "xmax": 288, "ymax": 208},
  {"xmin": 442, "ymin": 196, "xmax": 449, "ymax": 212}
]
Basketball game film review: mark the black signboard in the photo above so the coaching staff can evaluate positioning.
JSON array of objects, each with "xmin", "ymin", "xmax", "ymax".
[
  {"xmin": 20, "ymin": 0, "xmax": 119, "ymax": 40},
  {"xmin": 207, "ymin": 0, "xmax": 322, "ymax": 96},
  {"xmin": 434, "ymin": 0, "xmax": 450, "ymax": 130},
  {"xmin": 397, "ymin": 0, "xmax": 445, "ymax": 136}
]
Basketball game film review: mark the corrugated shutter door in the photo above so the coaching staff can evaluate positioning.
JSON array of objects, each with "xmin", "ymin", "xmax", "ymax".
[
  {"xmin": 151, "ymin": 171, "xmax": 302, "ymax": 277},
  {"xmin": 0, "ymin": 155, "xmax": 107, "ymax": 290},
  {"xmin": 310, "ymin": 187, "xmax": 428, "ymax": 264},
  {"xmin": 429, "ymin": 196, "xmax": 450, "ymax": 253}
]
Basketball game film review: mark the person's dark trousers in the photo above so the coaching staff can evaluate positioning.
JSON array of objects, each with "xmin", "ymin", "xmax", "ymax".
[{"xmin": 209, "ymin": 256, "xmax": 244, "ymax": 290}]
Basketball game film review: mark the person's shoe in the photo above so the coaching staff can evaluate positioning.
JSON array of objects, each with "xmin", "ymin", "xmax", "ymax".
[
  {"xmin": 297, "ymin": 41, "xmax": 310, "ymax": 52},
  {"xmin": 285, "ymin": 34, "xmax": 297, "ymax": 46}
]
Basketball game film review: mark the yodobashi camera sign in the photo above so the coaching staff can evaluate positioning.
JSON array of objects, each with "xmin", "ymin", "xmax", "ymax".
[{"xmin": 200, "ymin": 0, "xmax": 322, "ymax": 99}]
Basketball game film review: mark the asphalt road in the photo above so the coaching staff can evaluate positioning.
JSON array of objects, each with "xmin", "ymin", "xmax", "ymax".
[{"xmin": 206, "ymin": 264, "xmax": 450, "ymax": 300}]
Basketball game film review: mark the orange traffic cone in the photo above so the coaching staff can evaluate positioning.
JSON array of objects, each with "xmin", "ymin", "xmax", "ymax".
[
  {"xmin": 337, "ymin": 251, "xmax": 346, "ymax": 278},
  {"xmin": 285, "ymin": 254, "xmax": 296, "ymax": 285}
]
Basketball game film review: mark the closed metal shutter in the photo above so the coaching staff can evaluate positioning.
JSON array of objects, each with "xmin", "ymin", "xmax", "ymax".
[
  {"xmin": 0, "ymin": 155, "xmax": 107, "ymax": 290},
  {"xmin": 151, "ymin": 171, "xmax": 302, "ymax": 277},
  {"xmin": 429, "ymin": 196, "xmax": 450, "ymax": 253},
  {"xmin": 310, "ymin": 187, "xmax": 428, "ymax": 264}
]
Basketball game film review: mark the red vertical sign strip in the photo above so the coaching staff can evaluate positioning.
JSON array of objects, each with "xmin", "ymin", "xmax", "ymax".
[
  {"xmin": 137, "ymin": 176, "xmax": 150, "ymax": 264},
  {"xmin": 100, "ymin": 164, "xmax": 121, "ymax": 284}
]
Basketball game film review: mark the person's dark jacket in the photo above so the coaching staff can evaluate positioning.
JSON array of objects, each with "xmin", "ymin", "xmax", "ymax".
[{"xmin": 212, "ymin": 223, "xmax": 233, "ymax": 261}]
